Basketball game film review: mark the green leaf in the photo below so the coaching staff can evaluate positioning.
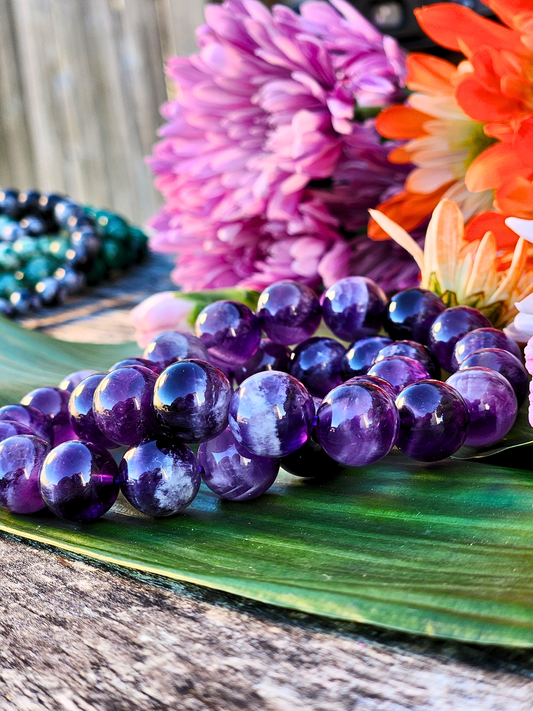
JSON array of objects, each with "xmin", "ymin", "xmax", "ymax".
[{"xmin": 177, "ymin": 288, "xmax": 260, "ymax": 326}]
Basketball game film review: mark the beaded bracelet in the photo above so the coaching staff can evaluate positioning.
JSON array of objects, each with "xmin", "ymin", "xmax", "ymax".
[{"xmin": 0, "ymin": 277, "xmax": 528, "ymax": 523}]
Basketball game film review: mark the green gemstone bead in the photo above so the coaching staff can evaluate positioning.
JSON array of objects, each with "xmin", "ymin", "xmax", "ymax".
[
  {"xmin": 0, "ymin": 274, "xmax": 20, "ymax": 298},
  {"xmin": 22, "ymin": 257, "xmax": 55, "ymax": 287},
  {"xmin": 48, "ymin": 237, "xmax": 70, "ymax": 262},
  {"xmin": 99, "ymin": 214, "xmax": 129, "ymax": 242},
  {"xmin": 86, "ymin": 258, "xmax": 107, "ymax": 286},
  {"xmin": 13, "ymin": 236, "xmax": 39, "ymax": 262},
  {"xmin": 101, "ymin": 239, "xmax": 127, "ymax": 269},
  {"xmin": 0, "ymin": 244, "xmax": 21, "ymax": 271}
]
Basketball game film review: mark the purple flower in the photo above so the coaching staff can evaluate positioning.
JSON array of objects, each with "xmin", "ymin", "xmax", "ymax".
[{"xmin": 148, "ymin": 0, "xmax": 412, "ymax": 292}]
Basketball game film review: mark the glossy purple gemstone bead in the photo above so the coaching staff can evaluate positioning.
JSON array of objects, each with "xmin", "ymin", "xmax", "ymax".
[
  {"xmin": 385, "ymin": 288, "xmax": 445, "ymax": 344},
  {"xmin": 451, "ymin": 328, "xmax": 522, "ymax": 371},
  {"xmin": 459, "ymin": 347, "xmax": 529, "ymax": 408},
  {"xmin": 119, "ymin": 439, "xmax": 200, "ymax": 516},
  {"xmin": 0, "ymin": 435, "xmax": 50, "ymax": 513},
  {"xmin": 93, "ymin": 366, "xmax": 158, "ymax": 446},
  {"xmin": 109, "ymin": 357, "xmax": 162, "ymax": 375},
  {"xmin": 198, "ymin": 428, "xmax": 279, "ymax": 500},
  {"xmin": 0, "ymin": 420, "xmax": 35, "ymax": 442},
  {"xmin": 290, "ymin": 337, "xmax": 346, "ymax": 398},
  {"xmin": 68, "ymin": 373, "xmax": 116, "ymax": 449},
  {"xmin": 280, "ymin": 438, "xmax": 341, "ymax": 479},
  {"xmin": 58, "ymin": 369, "xmax": 98, "ymax": 393},
  {"xmin": 195, "ymin": 300, "xmax": 261, "ymax": 365},
  {"xmin": 427, "ymin": 306, "xmax": 491, "ymax": 372},
  {"xmin": 256, "ymin": 280, "xmax": 321, "ymax": 345},
  {"xmin": 341, "ymin": 336, "xmax": 392, "ymax": 379},
  {"xmin": 395, "ymin": 380, "xmax": 469, "ymax": 461},
  {"xmin": 39, "ymin": 440, "xmax": 119, "ymax": 522},
  {"xmin": 367, "ymin": 356, "xmax": 430, "ymax": 395},
  {"xmin": 447, "ymin": 367, "xmax": 517, "ymax": 446},
  {"xmin": 374, "ymin": 340, "xmax": 439, "ymax": 378},
  {"xmin": 20, "ymin": 387, "xmax": 73, "ymax": 446},
  {"xmin": 321, "ymin": 276, "xmax": 388, "ymax": 342},
  {"xmin": 316, "ymin": 382, "xmax": 398, "ymax": 466},
  {"xmin": 143, "ymin": 330, "xmax": 208, "ymax": 370},
  {"xmin": 153, "ymin": 360, "xmax": 232, "ymax": 443},
  {"xmin": 0, "ymin": 404, "xmax": 52, "ymax": 443},
  {"xmin": 235, "ymin": 340, "xmax": 291, "ymax": 385},
  {"xmin": 228, "ymin": 371, "xmax": 315, "ymax": 458},
  {"xmin": 344, "ymin": 374, "xmax": 397, "ymax": 400}
]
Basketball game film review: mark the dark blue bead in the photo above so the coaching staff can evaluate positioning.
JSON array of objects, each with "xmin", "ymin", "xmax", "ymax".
[
  {"xmin": 0, "ymin": 189, "xmax": 20, "ymax": 219},
  {"xmin": 341, "ymin": 336, "xmax": 392, "ymax": 379},
  {"xmin": 428, "ymin": 306, "xmax": 491, "ymax": 372},
  {"xmin": 17, "ymin": 190, "xmax": 41, "ymax": 215},
  {"xmin": 374, "ymin": 340, "xmax": 440, "ymax": 379},
  {"xmin": 10, "ymin": 289, "xmax": 40, "ymax": 316},
  {"xmin": 321, "ymin": 276, "xmax": 388, "ymax": 342},
  {"xmin": 386, "ymin": 288, "xmax": 445, "ymax": 344},
  {"xmin": 290, "ymin": 337, "xmax": 346, "ymax": 397}
]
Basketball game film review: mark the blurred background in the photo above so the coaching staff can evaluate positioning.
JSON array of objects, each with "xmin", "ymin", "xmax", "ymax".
[{"xmin": 0, "ymin": 0, "xmax": 492, "ymax": 226}]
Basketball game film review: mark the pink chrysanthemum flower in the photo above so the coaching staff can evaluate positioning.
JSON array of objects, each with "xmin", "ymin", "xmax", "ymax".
[{"xmin": 148, "ymin": 0, "xmax": 410, "ymax": 292}]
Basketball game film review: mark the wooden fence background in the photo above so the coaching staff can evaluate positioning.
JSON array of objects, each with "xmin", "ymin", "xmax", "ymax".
[{"xmin": 0, "ymin": 0, "xmax": 208, "ymax": 226}]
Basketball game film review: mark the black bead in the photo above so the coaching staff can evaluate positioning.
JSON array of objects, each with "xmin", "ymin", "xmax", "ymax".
[{"xmin": 17, "ymin": 190, "xmax": 41, "ymax": 215}]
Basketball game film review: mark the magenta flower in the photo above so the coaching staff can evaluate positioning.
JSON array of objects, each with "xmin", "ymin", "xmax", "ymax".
[{"xmin": 148, "ymin": 0, "xmax": 411, "ymax": 293}]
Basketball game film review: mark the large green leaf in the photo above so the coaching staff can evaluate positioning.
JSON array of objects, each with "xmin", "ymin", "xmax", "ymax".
[{"xmin": 2, "ymin": 316, "xmax": 533, "ymax": 646}]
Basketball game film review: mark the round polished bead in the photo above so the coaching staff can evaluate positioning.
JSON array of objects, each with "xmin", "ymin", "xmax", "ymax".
[
  {"xmin": 290, "ymin": 337, "xmax": 346, "ymax": 398},
  {"xmin": 341, "ymin": 336, "xmax": 392, "ymax": 379},
  {"xmin": 235, "ymin": 340, "xmax": 291, "ymax": 385},
  {"xmin": 316, "ymin": 382, "xmax": 398, "ymax": 466},
  {"xmin": 40, "ymin": 440, "xmax": 119, "ymax": 522},
  {"xmin": 228, "ymin": 371, "xmax": 315, "ymax": 458},
  {"xmin": 153, "ymin": 360, "xmax": 232, "ymax": 443},
  {"xmin": 374, "ymin": 340, "xmax": 439, "ymax": 378},
  {"xmin": 280, "ymin": 438, "xmax": 341, "ymax": 479},
  {"xmin": 109, "ymin": 357, "xmax": 162, "ymax": 375},
  {"xmin": 0, "ymin": 189, "xmax": 20, "ymax": 219},
  {"xmin": 93, "ymin": 366, "xmax": 158, "ymax": 446},
  {"xmin": 10, "ymin": 289, "xmax": 40, "ymax": 316},
  {"xmin": 451, "ymin": 328, "xmax": 522, "ymax": 371},
  {"xmin": 395, "ymin": 381, "xmax": 469, "ymax": 461},
  {"xmin": 428, "ymin": 306, "xmax": 491, "ymax": 372},
  {"xmin": 59, "ymin": 369, "xmax": 98, "ymax": 393},
  {"xmin": 54, "ymin": 266, "xmax": 86, "ymax": 294},
  {"xmin": 344, "ymin": 374, "xmax": 398, "ymax": 401},
  {"xmin": 367, "ymin": 356, "xmax": 430, "ymax": 394},
  {"xmin": 0, "ymin": 435, "xmax": 50, "ymax": 513},
  {"xmin": 0, "ymin": 404, "xmax": 52, "ymax": 442},
  {"xmin": 142, "ymin": 330, "xmax": 208, "ymax": 370},
  {"xmin": 119, "ymin": 439, "xmax": 200, "ymax": 516},
  {"xmin": 0, "ymin": 420, "xmax": 35, "ymax": 442},
  {"xmin": 386, "ymin": 288, "xmax": 445, "ymax": 343},
  {"xmin": 321, "ymin": 276, "xmax": 387, "ymax": 342},
  {"xmin": 198, "ymin": 428, "xmax": 279, "ymax": 500},
  {"xmin": 21, "ymin": 387, "xmax": 73, "ymax": 446},
  {"xmin": 69, "ymin": 373, "xmax": 116, "ymax": 449},
  {"xmin": 256, "ymin": 280, "xmax": 321, "ymax": 345},
  {"xmin": 447, "ymin": 367, "xmax": 517, "ymax": 446},
  {"xmin": 17, "ymin": 190, "xmax": 41, "ymax": 215},
  {"xmin": 35, "ymin": 277, "xmax": 66, "ymax": 307},
  {"xmin": 459, "ymin": 347, "xmax": 529, "ymax": 408},
  {"xmin": 38, "ymin": 192, "xmax": 63, "ymax": 217},
  {"xmin": 195, "ymin": 300, "xmax": 261, "ymax": 365}
]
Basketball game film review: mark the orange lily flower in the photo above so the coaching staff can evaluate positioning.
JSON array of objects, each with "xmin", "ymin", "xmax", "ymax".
[{"xmin": 369, "ymin": 199, "xmax": 533, "ymax": 328}]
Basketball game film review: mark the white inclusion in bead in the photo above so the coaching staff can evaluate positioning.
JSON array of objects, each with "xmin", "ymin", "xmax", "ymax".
[{"xmin": 153, "ymin": 465, "xmax": 197, "ymax": 513}]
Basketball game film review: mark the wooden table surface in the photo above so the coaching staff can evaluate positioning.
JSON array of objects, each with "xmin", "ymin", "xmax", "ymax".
[{"xmin": 2, "ymin": 254, "xmax": 532, "ymax": 711}]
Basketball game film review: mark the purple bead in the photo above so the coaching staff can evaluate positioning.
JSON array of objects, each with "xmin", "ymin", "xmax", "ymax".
[
  {"xmin": 0, "ymin": 435, "xmax": 50, "ymax": 513},
  {"xmin": 198, "ymin": 428, "xmax": 279, "ymax": 500},
  {"xmin": 256, "ymin": 280, "xmax": 321, "ymax": 345},
  {"xmin": 119, "ymin": 439, "xmax": 200, "ymax": 516},
  {"xmin": 289, "ymin": 337, "xmax": 346, "ymax": 398},
  {"xmin": 316, "ymin": 382, "xmax": 398, "ymax": 466},
  {"xmin": 69, "ymin": 373, "xmax": 117, "ymax": 449},
  {"xmin": 93, "ymin": 366, "xmax": 158, "ymax": 446},
  {"xmin": 143, "ymin": 330, "xmax": 208, "ymax": 370},
  {"xmin": 280, "ymin": 438, "xmax": 341, "ymax": 479},
  {"xmin": 207, "ymin": 352, "xmax": 237, "ymax": 383},
  {"xmin": 109, "ymin": 357, "xmax": 162, "ymax": 375},
  {"xmin": 59, "ymin": 370, "xmax": 98, "ymax": 393},
  {"xmin": 20, "ymin": 387, "xmax": 73, "ymax": 446},
  {"xmin": 229, "ymin": 371, "xmax": 315, "ymax": 458},
  {"xmin": 451, "ymin": 328, "xmax": 522, "ymax": 371},
  {"xmin": 0, "ymin": 420, "xmax": 35, "ymax": 442},
  {"xmin": 344, "ymin": 374, "xmax": 397, "ymax": 400},
  {"xmin": 395, "ymin": 380, "xmax": 469, "ymax": 461},
  {"xmin": 428, "ymin": 306, "xmax": 491, "ymax": 372},
  {"xmin": 153, "ymin": 360, "xmax": 232, "ymax": 443},
  {"xmin": 341, "ymin": 336, "xmax": 392, "ymax": 379},
  {"xmin": 374, "ymin": 340, "xmax": 439, "ymax": 378},
  {"xmin": 0, "ymin": 404, "xmax": 52, "ymax": 443},
  {"xmin": 39, "ymin": 440, "xmax": 119, "ymax": 522},
  {"xmin": 367, "ymin": 356, "xmax": 430, "ymax": 395},
  {"xmin": 385, "ymin": 288, "xmax": 445, "ymax": 344},
  {"xmin": 447, "ymin": 367, "xmax": 517, "ymax": 446},
  {"xmin": 235, "ymin": 340, "xmax": 291, "ymax": 385},
  {"xmin": 195, "ymin": 300, "xmax": 261, "ymax": 365},
  {"xmin": 321, "ymin": 276, "xmax": 388, "ymax": 342},
  {"xmin": 459, "ymin": 347, "xmax": 529, "ymax": 408}
]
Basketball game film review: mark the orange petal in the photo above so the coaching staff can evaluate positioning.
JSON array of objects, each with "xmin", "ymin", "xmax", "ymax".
[
  {"xmin": 465, "ymin": 230, "xmax": 498, "ymax": 299},
  {"xmin": 514, "ymin": 116, "xmax": 533, "ymax": 168},
  {"xmin": 455, "ymin": 76, "xmax": 524, "ymax": 122},
  {"xmin": 406, "ymin": 53, "xmax": 456, "ymax": 96},
  {"xmin": 367, "ymin": 209, "xmax": 426, "ymax": 279},
  {"xmin": 465, "ymin": 142, "xmax": 519, "ymax": 193},
  {"xmin": 466, "ymin": 212, "xmax": 520, "ymax": 250},
  {"xmin": 415, "ymin": 5, "xmax": 519, "ymax": 57},
  {"xmin": 425, "ymin": 199, "xmax": 463, "ymax": 292},
  {"xmin": 368, "ymin": 184, "xmax": 453, "ymax": 241},
  {"xmin": 483, "ymin": 123, "xmax": 514, "ymax": 140},
  {"xmin": 486, "ymin": 1, "xmax": 533, "ymax": 32},
  {"xmin": 495, "ymin": 177, "xmax": 533, "ymax": 219},
  {"xmin": 387, "ymin": 146, "xmax": 411, "ymax": 164},
  {"xmin": 375, "ymin": 105, "xmax": 431, "ymax": 140}
]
